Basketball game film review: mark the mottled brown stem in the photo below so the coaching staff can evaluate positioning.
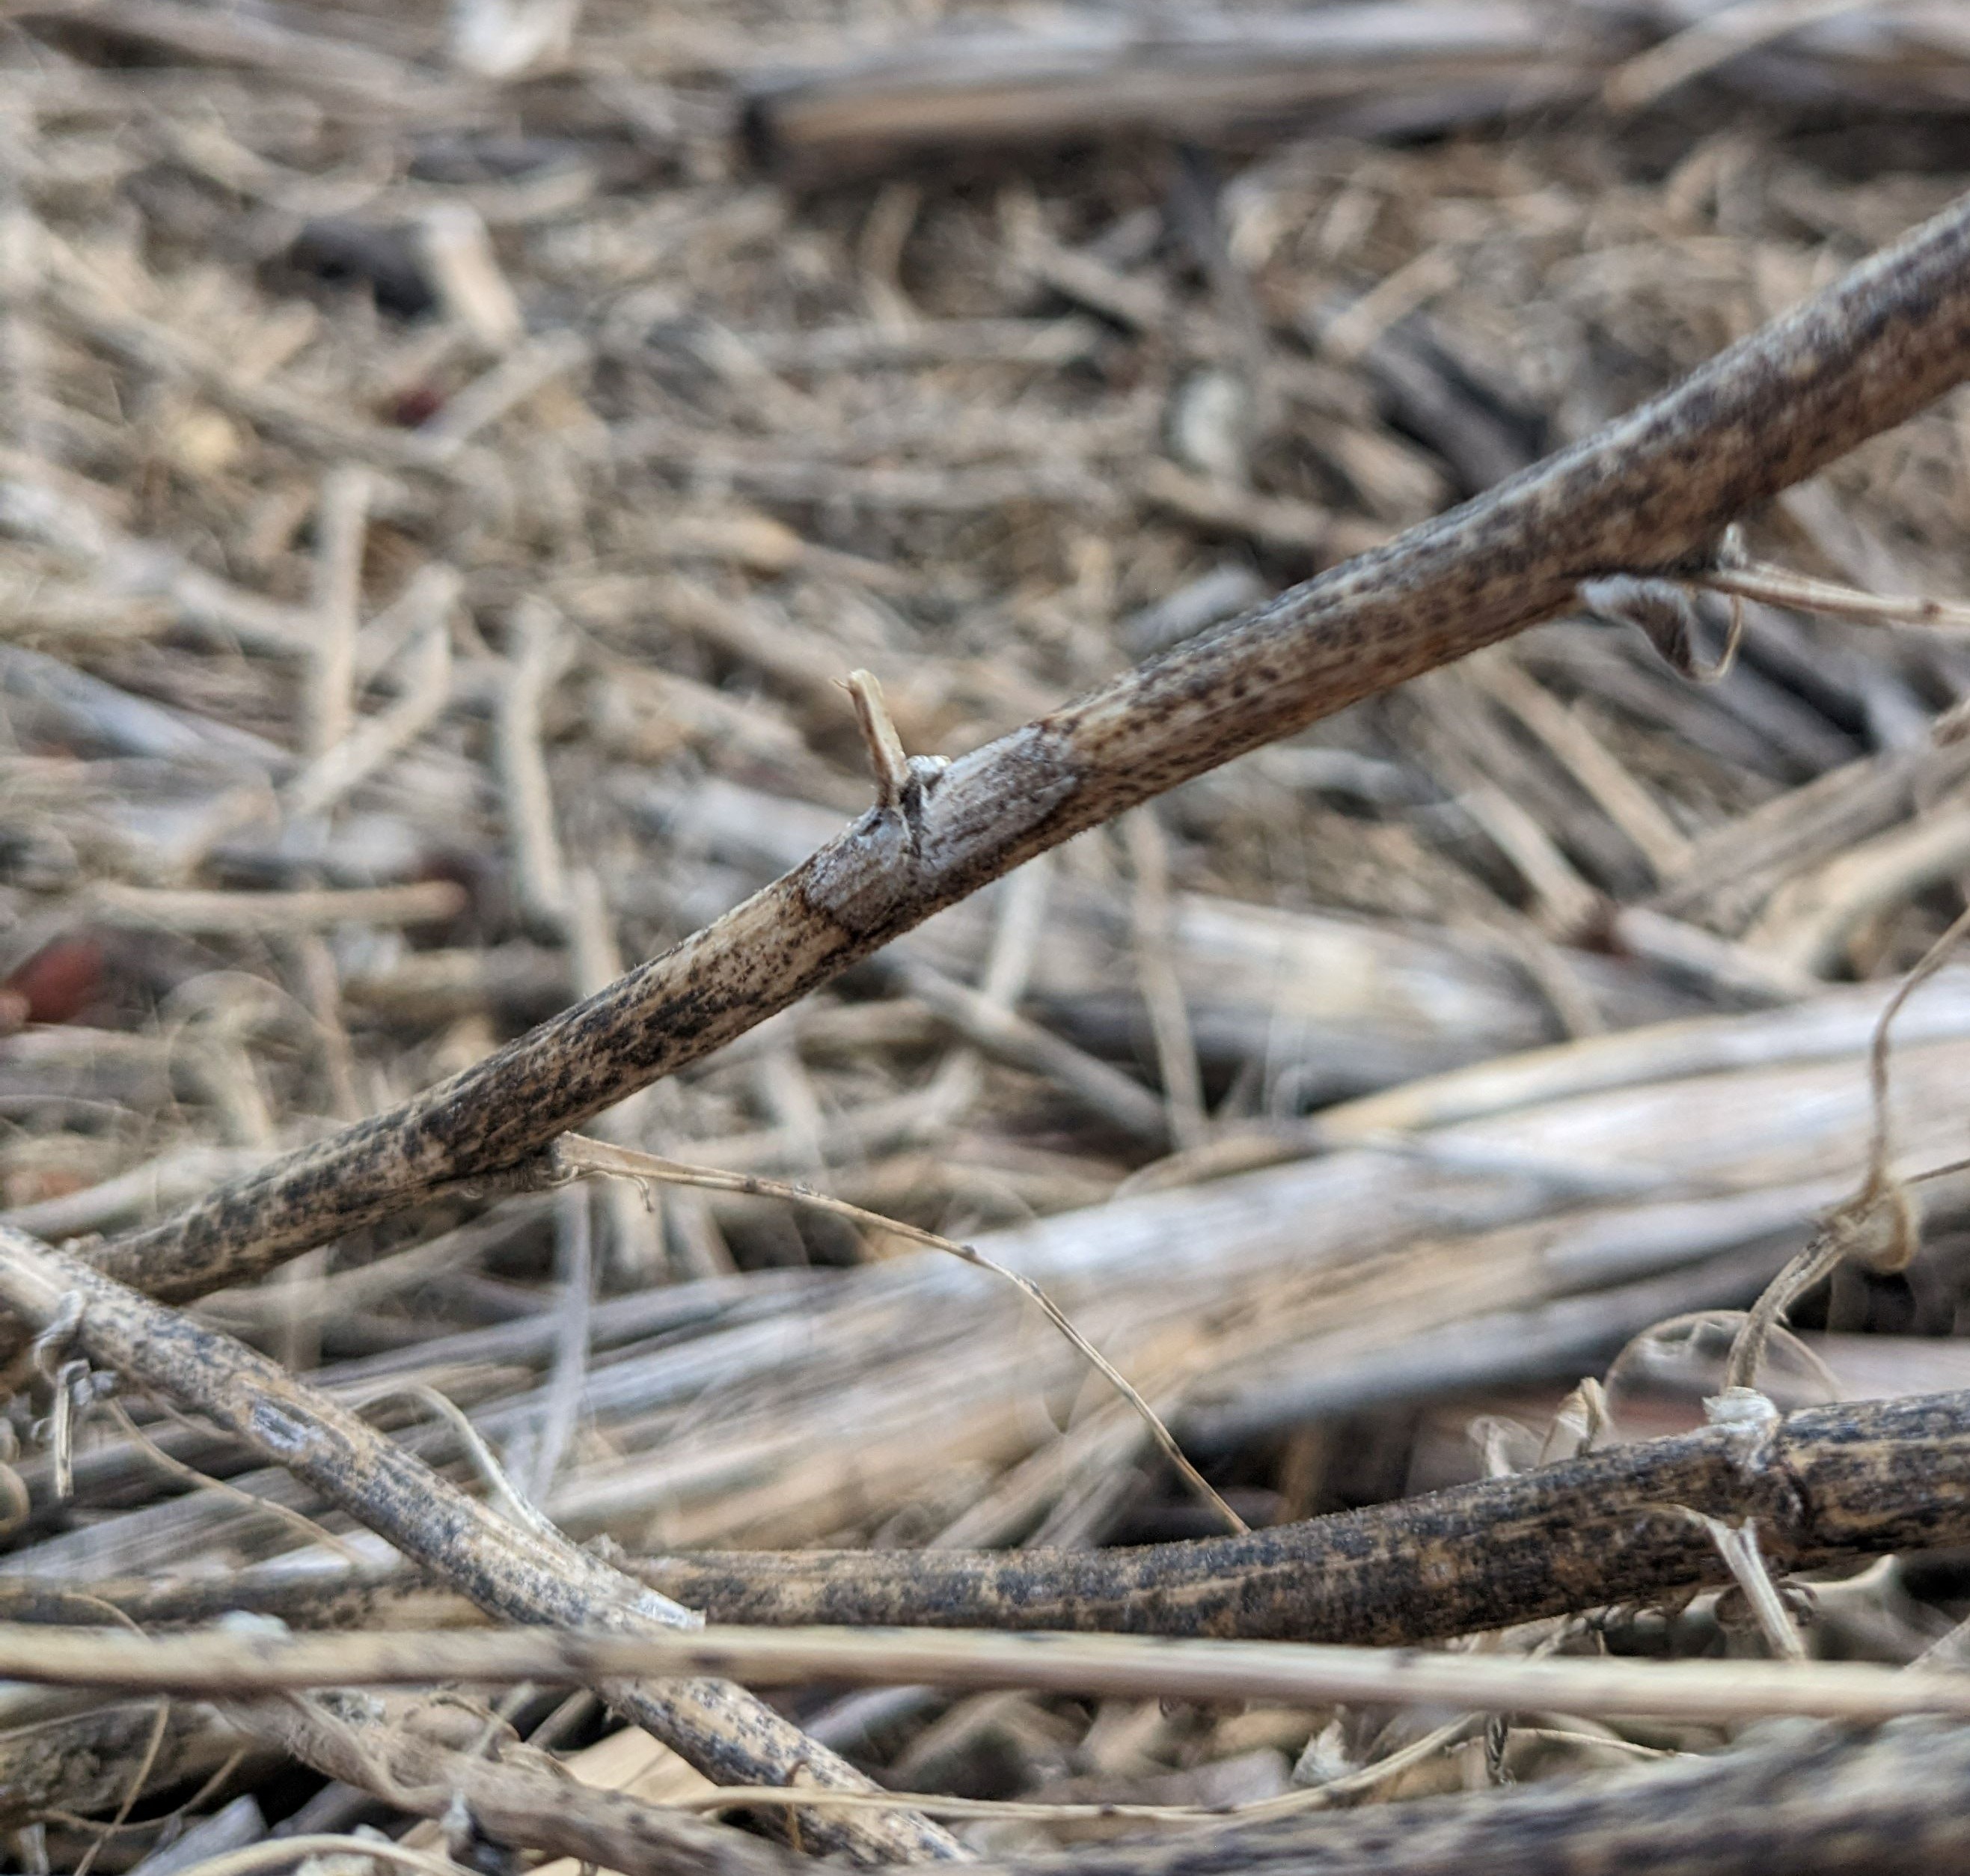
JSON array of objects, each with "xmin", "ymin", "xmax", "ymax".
[
  {"xmin": 70, "ymin": 189, "xmax": 1970, "ymax": 1316},
  {"xmin": 0, "ymin": 1224, "xmax": 958, "ymax": 1866},
  {"xmin": 633, "ymin": 1388, "xmax": 1970, "ymax": 1640},
  {"xmin": 19, "ymin": 1392, "xmax": 1970, "ymax": 1649}
]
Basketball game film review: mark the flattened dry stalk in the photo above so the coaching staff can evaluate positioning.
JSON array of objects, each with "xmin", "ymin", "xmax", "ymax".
[
  {"xmin": 65, "ymin": 191, "xmax": 1970, "ymax": 1322},
  {"xmin": 0, "ymin": 1224, "xmax": 960, "ymax": 1866},
  {"xmin": 553, "ymin": 1134, "xmax": 1246, "ymax": 1534}
]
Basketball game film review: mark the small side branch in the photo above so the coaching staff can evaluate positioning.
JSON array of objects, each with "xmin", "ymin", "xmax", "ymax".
[{"xmin": 846, "ymin": 668, "xmax": 912, "ymax": 810}]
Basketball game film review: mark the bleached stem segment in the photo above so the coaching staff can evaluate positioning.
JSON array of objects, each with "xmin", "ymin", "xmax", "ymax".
[{"xmin": 14, "ymin": 1616, "xmax": 1970, "ymax": 1729}]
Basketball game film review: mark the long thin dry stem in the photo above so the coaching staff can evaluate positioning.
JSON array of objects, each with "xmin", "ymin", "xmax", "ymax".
[
  {"xmin": 16, "ymin": 1618, "xmax": 1970, "ymax": 1728},
  {"xmin": 0, "ymin": 1224, "xmax": 958, "ymax": 1866},
  {"xmin": 555, "ymin": 1135, "xmax": 1245, "ymax": 1534},
  {"xmin": 73, "ymin": 189, "xmax": 1970, "ymax": 1317}
]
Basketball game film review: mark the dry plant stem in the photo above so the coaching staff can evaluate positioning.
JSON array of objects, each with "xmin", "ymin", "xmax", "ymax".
[
  {"xmin": 61, "ymin": 1723, "xmax": 1970, "ymax": 1876},
  {"xmin": 232, "ymin": 1693, "xmax": 784, "ymax": 1876},
  {"xmin": 525, "ymin": 1183, "xmax": 592, "ymax": 1503},
  {"xmin": 1726, "ymin": 900, "xmax": 1970, "ymax": 1389},
  {"xmin": 1684, "ymin": 1510, "xmax": 1807, "ymax": 1661},
  {"xmin": 1747, "ymin": 810, "xmax": 1970, "ymax": 977},
  {"xmin": 988, "ymin": 1722, "xmax": 1970, "ymax": 1876},
  {"xmin": 1723, "ymin": 1231, "xmax": 1849, "ymax": 1394},
  {"xmin": 676, "ymin": 1718, "xmax": 1481, "ymax": 1823},
  {"xmin": 498, "ymin": 599, "xmax": 575, "ymax": 935},
  {"xmin": 1699, "ymin": 559, "xmax": 1970, "ymax": 631},
  {"xmin": 1466, "ymin": 654, "xmax": 1691, "ymax": 880},
  {"xmin": 148, "ymin": 1837, "xmax": 468, "ymax": 1876},
  {"xmin": 85, "ymin": 191, "xmax": 1970, "ymax": 1310},
  {"xmin": 564, "ymin": 867, "xmax": 668, "ymax": 1284},
  {"xmin": 302, "ymin": 465, "xmax": 370, "ymax": 760},
  {"xmin": 28, "ymin": 1619, "xmax": 1970, "ymax": 1728},
  {"xmin": 0, "ymin": 1702, "xmax": 248, "ymax": 1831},
  {"xmin": 35, "ymin": 1390, "xmax": 1970, "ymax": 1649},
  {"xmin": 1122, "ymin": 810, "xmax": 1209, "ymax": 1149},
  {"xmin": 108, "ymin": 1715, "xmax": 1970, "ymax": 1876},
  {"xmin": 634, "ymin": 1387, "xmax": 1970, "ymax": 1642},
  {"xmin": 554, "ymin": 1135, "xmax": 1246, "ymax": 1535},
  {"xmin": 1605, "ymin": 0, "xmax": 1891, "ymax": 112},
  {"xmin": 879, "ymin": 955, "xmax": 1170, "ymax": 1143},
  {"xmin": 282, "ymin": 589, "xmax": 456, "ymax": 825},
  {"xmin": 86, "ymin": 880, "xmax": 467, "ymax": 936},
  {"xmin": 848, "ymin": 667, "xmax": 913, "ymax": 807},
  {"xmin": 741, "ymin": 6, "xmax": 1592, "ymax": 177},
  {"xmin": 0, "ymin": 1226, "xmax": 958, "ymax": 1866}
]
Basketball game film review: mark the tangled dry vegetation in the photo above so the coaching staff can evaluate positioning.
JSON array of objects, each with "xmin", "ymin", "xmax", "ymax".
[{"xmin": 9, "ymin": 1, "xmax": 1970, "ymax": 1872}]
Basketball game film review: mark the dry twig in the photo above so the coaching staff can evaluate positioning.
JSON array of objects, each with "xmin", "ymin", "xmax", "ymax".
[
  {"xmin": 0, "ymin": 1223, "xmax": 959, "ymax": 1865},
  {"xmin": 19, "ymin": 1616, "xmax": 1970, "ymax": 1727},
  {"xmin": 71, "ymin": 188, "xmax": 1970, "ymax": 1322},
  {"xmin": 20, "ymin": 1389, "xmax": 1970, "ymax": 1649}
]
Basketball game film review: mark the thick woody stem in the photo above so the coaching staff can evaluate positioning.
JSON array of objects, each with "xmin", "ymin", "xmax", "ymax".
[
  {"xmin": 17, "ymin": 1390, "xmax": 1970, "ymax": 1650},
  {"xmin": 75, "ymin": 192, "xmax": 1970, "ymax": 1311}
]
